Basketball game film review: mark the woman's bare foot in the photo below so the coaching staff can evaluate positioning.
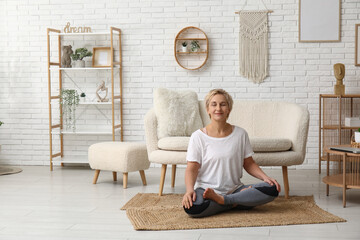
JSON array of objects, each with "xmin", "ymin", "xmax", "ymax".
[
  {"xmin": 203, "ymin": 188, "xmax": 225, "ymax": 205},
  {"xmin": 240, "ymin": 186, "xmax": 252, "ymax": 192}
]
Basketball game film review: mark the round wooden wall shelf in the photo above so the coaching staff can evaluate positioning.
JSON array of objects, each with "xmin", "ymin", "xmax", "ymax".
[{"xmin": 174, "ymin": 26, "xmax": 209, "ymax": 70}]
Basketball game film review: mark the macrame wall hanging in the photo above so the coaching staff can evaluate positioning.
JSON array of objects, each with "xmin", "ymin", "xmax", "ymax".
[{"xmin": 236, "ymin": 0, "xmax": 273, "ymax": 84}]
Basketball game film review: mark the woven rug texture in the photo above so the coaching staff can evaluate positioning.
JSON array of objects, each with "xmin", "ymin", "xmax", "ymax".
[{"xmin": 121, "ymin": 193, "xmax": 346, "ymax": 231}]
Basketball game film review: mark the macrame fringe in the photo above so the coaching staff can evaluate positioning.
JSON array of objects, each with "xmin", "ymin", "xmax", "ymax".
[{"xmin": 239, "ymin": 11, "xmax": 268, "ymax": 84}]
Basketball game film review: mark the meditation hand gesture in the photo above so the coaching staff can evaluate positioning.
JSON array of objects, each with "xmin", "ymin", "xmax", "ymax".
[
  {"xmin": 182, "ymin": 190, "xmax": 196, "ymax": 209},
  {"xmin": 262, "ymin": 176, "xmax": 281, "ymax": 192}
]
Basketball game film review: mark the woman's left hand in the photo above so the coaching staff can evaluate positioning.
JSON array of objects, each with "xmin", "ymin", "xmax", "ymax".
[{"xmin": 263, "ymin": 177, "xmax": 281, "ymax": 192}]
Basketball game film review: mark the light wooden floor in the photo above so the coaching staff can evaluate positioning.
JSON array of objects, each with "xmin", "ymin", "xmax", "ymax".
[{"xmin": 0, "ymin": 166, "xmax": 360, "ymax": 240}]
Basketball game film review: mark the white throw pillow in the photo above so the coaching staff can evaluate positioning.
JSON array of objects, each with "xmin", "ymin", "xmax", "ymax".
[{"xmin": 154, "ymin": 88, "xmax": 203, "ymax": 139}]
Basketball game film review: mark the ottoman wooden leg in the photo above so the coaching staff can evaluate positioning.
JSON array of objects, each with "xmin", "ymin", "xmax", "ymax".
[
  {"xmin": 93, "ymin": 170, "xmax": 100, "ymax": 184},
  {"xmin": 113, "ymin": 171, "xmax": 117, "ymax": 182},
  {"xmin": 123, "ymin": 172, "xmax": 128, "ymax": 189},
  {"xmin": 139, "ymin": 170, "xmax": 147, "ymax": 186}
]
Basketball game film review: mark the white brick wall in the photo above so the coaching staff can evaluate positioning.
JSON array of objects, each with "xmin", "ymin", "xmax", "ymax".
[{"xmin": 0, "ymin": 0, "xmax": 360, "ymax": 169}]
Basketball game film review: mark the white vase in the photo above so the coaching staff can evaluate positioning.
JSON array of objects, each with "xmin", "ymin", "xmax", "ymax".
[
  {"xmin": 182, "ymin": 46, "xmax": 188, "ymax": 52},
  {"xmin": 74, "ymin": 60, "xmax": 85, "ymax": 68},
  {"xmin": 80, "ymin": 97, "xmax": 86, "ymax": 103},
  {"xmin": 355, "ymin": 132, "xmax": 360, "ymax": 143}
]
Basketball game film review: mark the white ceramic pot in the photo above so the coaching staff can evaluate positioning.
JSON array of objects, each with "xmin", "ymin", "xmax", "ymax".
[
  {"xmin": 355, "ymin": 132, "xmax": 360, "ymax": 142},
  {"xmin": 182, "ymin": 46, "xmax": 188, "ymax": 52},
  {"xmin": 74, "ymin": 60, "xmax": 85, "ymax": 68}
]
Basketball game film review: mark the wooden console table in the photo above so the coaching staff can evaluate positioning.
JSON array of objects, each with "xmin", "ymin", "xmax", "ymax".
[{"xmin": 323, "ymin": 145, "xmax": 360, "ymax": 207}]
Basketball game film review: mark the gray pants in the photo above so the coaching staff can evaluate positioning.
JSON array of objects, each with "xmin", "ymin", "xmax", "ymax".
[{"xmin": 184, "ymin": 182, "xmax": 279, "ymax": 218}]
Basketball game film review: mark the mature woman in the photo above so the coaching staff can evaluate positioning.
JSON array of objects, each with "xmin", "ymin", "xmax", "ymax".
[{"xmin": 182, "ymin": 89, "xmax": 281, "ymax": 218}]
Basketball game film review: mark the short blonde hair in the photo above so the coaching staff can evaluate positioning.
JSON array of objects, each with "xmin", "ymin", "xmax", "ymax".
[{"xmin": 205, "ymin": 89, "xmax": 233, "ymax": 113}]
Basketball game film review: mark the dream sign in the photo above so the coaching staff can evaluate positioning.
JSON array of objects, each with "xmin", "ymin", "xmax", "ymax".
[{"xmin": 63, "ymin": 22, "xmax": 92, "ymax": 33}]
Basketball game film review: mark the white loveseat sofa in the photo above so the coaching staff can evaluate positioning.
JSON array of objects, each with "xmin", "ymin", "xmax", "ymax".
[{"xmin": 144, "ymin": 100, "xmax": 310, "ymax": 198}]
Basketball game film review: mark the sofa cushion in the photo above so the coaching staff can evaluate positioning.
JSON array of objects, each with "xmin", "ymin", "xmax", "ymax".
[
  {"xmin": 158, "ymin": 137, "xmax": 190, "ymax": 151},
  {"xmin": 154, "ymin": 88, "xmax": 203, "ymax": 139},
  {"xmin": 250, "ymin": 137, "xmax": 292, "ymax": 152},
  {"xmin": 253, "ymin": 151, "xmax": 302, "ymax": 166}
]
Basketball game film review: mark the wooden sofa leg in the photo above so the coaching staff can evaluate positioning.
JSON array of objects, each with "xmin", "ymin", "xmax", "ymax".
[
  {"xmin": 93, "ymin": 170, "xmax": 100, "ymax": 184},
  {"xmin": 139, "ymin": 170, "xmax": 147, "ymax": 186},
  {"xmin": 171, "ymin": 164, "xmax": 176, "ymax": 188},
  {"xmin": 123, "ymin": 172, "xmax": 128, "ymax": 189},
  {"xmin": 159, "ymin": 164, "xmax": 167, "ymax": 196},
  {"xmin": 113, "ymin": 171, "xmax": 117, "ymax": 182},
  {"xmin": 282, "ymin": 166, "xmax": 289, "ymax": 199}
]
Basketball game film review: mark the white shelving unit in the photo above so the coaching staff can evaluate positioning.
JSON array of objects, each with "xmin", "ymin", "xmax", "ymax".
[
  {"xmin": 52, "ymin": 128, "xmax": 122, "ymax": 135},
  {"xmin": 57, "ymin": 67, "xmax": 120, "ymax": 70},
  {"xmin": 58, "ymin": 32, "xmax": 111, "ymax": 36},
  {"xmin": 47, "ymin": 27, "xmax": 123, "ymax": 170}
]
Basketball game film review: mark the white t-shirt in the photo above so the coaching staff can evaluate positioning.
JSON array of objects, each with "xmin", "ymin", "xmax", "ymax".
[{"xmin": 186, "ymin": 126, "xmax": 254, "ymax": 195}]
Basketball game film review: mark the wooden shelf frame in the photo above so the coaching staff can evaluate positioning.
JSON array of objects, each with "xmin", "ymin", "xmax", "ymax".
[
  {"xmin": 174, "ymin": 26, "xmax": 209, "ymax": 70},
  {"xmin": 47, "ymin": 27, "xmax": 123, "ymax": 171},
  {"xmin": 52, "ymin": 128, "xmax": 122, "ymax": 135},
  {"xmin": 176, "ymin": 51, "xmax": 208, "ymax": 55},
  {"xmin": 50, "ymin": 67, "xmax": 121, "ymax": 71},
  {"xmin": 319, "ymin": 94, "xmax": 360, "ymax": 174},
  {"xmin": 176, "ymin": 38, "xmax": 207, "ymax": 40}
]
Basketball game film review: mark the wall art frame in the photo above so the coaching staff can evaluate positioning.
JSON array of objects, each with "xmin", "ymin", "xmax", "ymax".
[
  {"xmin": 356, "ymin": 24, "xmax": 360, "ymax": 66},
  {"xmin": 92, "ymin": 47, "xmax": 111, "ymax": 68},
  {"xmin": 299, "ymin": 0, "xmax": 341, "ymax": 42}
]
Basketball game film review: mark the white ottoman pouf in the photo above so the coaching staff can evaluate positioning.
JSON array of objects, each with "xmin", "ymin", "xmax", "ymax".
[{"xmin": 88, "ymin": 142, "xmax": 150, "ymax": 188}]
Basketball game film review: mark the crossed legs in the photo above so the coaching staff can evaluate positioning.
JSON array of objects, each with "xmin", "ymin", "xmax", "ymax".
[{"xmin": 184, "ymin": 182, "xmax": 279, "ymax": 218}]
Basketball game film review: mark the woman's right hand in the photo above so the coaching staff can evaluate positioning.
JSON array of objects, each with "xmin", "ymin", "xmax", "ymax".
[{"xmin": 182, "ymin": 190, "xmax": 196, "ymax": 209}]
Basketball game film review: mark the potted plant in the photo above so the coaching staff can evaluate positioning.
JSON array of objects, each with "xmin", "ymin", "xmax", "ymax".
[
  {"xmin": 355, "ymin": 128, "xmax": 360, "ymax": 143},
  {"xmin": 190, "ymin": 40, "xmax": 200, "ymax": 52},
  {"xmin": 60, "ymin": 89, "xmax": 80, "ymax": 131},
  {"xmin": 80, "ymin": 92, "xmax": 86, "ymax": 102},
  {"xmin": 181, "ymin": 41, "xmax": 188, "ymax": 52},
  {"xmin": 71, "ymin": 48, "xmax": 93, "ymax": 68}
]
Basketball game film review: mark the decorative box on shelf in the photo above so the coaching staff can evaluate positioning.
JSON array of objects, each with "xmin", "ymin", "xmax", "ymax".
[{"xmin": 345, "ymin": 117, "xmax": 360, "ymax": 127}]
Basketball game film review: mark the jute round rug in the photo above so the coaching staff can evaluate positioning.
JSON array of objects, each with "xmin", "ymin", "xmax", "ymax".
[
  {"xmin": 121, "ymin": 193, "xmax": 346, "ymax": 231},
  {"xmin": 0, "ymin": 166, "xmax": 22, "ymax": 176}
]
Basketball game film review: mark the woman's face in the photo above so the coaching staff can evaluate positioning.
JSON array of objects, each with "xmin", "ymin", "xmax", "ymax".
[{"xmin": 207, "ymin": 94, "xmax": 230, "ymax": 121}]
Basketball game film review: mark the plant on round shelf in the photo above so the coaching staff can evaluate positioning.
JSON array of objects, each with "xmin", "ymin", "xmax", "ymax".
[
  {"xmin": 181, "ymin": 41, "xmax": 188, "ymax": 52},
  {"xmin": 190, "ymin": 40, "xmax": 200, "ymax": 52},
  {"xmin": 71, "ymin": 48, "xmax": 93, "ymax": 68},
  {"xmin": 60, "ymin": 89, "xmax": 80, "ymax": 131},
  {"xmin": 80, "ymin": 92, "xmax": 86, "ymax": 102}
]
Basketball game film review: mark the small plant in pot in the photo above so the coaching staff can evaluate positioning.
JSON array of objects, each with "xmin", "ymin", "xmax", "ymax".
[
  {"xmin": 355, "ymin": 128, "xmax": 360, "ymax": 143},
  {"xmin": 181, "ymin": 41, "xmax": 188, "ymax": 52},
  {"xmin": 80, "ymin": 92, "xmax": 86, "ymax": 102},
  {"xmin": 190, "ymin": 40, "xmax": 200, "ymax": 52},
  {"xmin": 60, "ymin": 89, "xmax": 80, "ymax": 131},
  {"xmin": 71, "ymin": 48, "xmax": 93, "ymax": 68}
]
